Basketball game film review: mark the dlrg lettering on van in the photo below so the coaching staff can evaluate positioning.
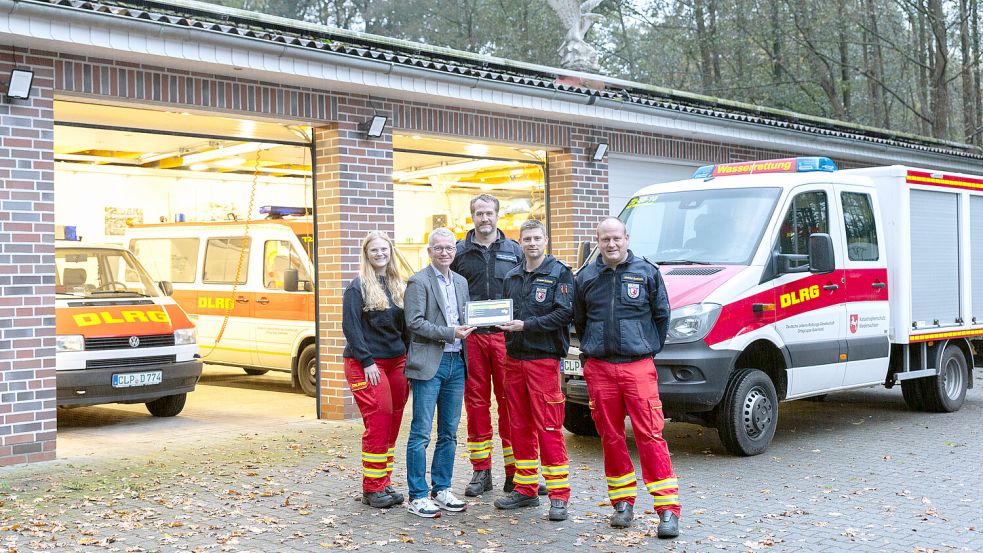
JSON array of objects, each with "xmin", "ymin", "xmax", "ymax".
[
  {"xmin": 56, "ymin": 241, "xmax": 202, "ymax": 416},
  {"xmin": 562, "ymin": 157, "xmax": 978, "ymax": 455}
]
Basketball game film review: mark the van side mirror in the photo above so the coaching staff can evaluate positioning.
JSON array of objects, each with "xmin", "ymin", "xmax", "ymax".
[
  {"xmin": 158, "ymin": 281, "xmax": 173, "ymax": 296},
  {"xmin": 577, "ymin": 240, "xmax": 592, "ymax": 268},
  {"xmin": 808, "ymin": 233, "xmax": 835, "ymax": 274},
  {"xmin": 283, "ymin": 268, "xmax": 299, "ymax": 292}
]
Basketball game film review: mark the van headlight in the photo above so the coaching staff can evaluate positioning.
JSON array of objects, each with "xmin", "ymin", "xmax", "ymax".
[
  {"xmin": 666, "ymin": 303, "xmax": 721, "ymax": 344},
  {"xmin": 56, "ymin": 335, "xmax": 85, "ymax": 352},
  {"xmin": 174, "ymin": 328, "xmax": 197, "ymax": 346}
]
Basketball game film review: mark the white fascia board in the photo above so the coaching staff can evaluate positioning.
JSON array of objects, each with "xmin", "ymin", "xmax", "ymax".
[{"xmin": 1, "ymin": 0, "xmax": 980, "ymax": 173}]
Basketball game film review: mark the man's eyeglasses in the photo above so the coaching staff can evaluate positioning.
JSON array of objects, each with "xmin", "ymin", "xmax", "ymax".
[{"xmin": 431, "ymin": 246, "xmax": 456, "ymax": 253}]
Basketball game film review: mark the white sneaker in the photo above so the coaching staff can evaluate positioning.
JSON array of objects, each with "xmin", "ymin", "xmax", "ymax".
[
  {"xmin": 432, "ymin": 488, "xmax": 467, "ymax": 512},
  {"xmin": 407, "ymin": 497, "xmax": 441, "ymax": 518}
]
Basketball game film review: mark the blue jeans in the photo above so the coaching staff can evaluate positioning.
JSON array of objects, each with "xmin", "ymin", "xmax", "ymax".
[{"xmin": 406, "ymin": 352, "xmax": 466, "ymax": 500}]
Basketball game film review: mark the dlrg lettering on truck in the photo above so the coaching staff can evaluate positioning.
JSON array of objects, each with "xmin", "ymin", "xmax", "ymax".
[
  {"xmin": 56, "ymin": 240, "xmax": 202, "ymax": 416},
  {"xmin": 562, "ymin": 157, "xmax": 978, "ymax": 455}
]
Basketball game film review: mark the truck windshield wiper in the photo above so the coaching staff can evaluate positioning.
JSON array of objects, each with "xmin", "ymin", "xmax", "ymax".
[
  {"xmin": 652, "ymin": 259, "xmax": 712, "ymax": 265},
  {"xmin": 89, "ymin": 290, "xmax": 151, "ymax": 297}
]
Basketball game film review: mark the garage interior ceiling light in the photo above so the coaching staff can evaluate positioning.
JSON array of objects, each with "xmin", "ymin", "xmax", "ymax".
[
  {"xmin": 361, "ymin": 115, "xmax": 388, "ymax": 139},
  {"xmin": 5, "ymin": 69, "xmax": 33, "ymax": 100},
  {"xmin": 181, "ymin": 141, "xmax": 278, "ymax": 165},
  {"xmin": 590, "ymin": 141, "xmax": 609, "ymax": 162},
  {"xmin": 392, "ymin": 158, "xmax": 504, "ymax": 181}
]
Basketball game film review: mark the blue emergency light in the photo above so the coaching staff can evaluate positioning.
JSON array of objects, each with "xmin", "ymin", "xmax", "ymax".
[
  {"xmin": 259, "ymin": 205, "xmax": 312, "ymax": 218},
  {"xmin": 692, "ymin": 156, "xmax": 838, "ymax": 179},
  {"xmin": 57, "ymin": 225, "xmax": 79, "ymax": 241}
]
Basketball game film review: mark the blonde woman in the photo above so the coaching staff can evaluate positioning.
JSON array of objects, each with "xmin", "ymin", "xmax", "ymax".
[{"xmin": 343, "ymin": 231, "xmax": 409, "ymax": 509}]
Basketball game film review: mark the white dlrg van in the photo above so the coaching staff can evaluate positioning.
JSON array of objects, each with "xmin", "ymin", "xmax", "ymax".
[
  {"xmin": 56, "ymin": 241, "xmax": 202, "ymax": 416},
  {"xmin": 125, "ymin": 210, "xmax": 319, "ymax": 396},
  {"xmin": 563, "ymin": 157, "xmax": 978, "ymax": 456}
]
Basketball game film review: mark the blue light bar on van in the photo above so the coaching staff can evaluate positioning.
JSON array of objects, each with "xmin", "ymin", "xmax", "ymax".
[
  {"xmin": 259, "ymin": 205, "xmax": 312, "ymax": 218},
  {"xmin": 691, "ymin": 157, "xmax": 838, "ymax": 179}
]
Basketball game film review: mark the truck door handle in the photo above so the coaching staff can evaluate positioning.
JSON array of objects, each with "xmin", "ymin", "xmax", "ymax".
[
  {"xmin": 255, "ymin": 298, "xmax": 270, "ymax": 305},
  {"xmin": 823, "ymin": 284, "xmax": 839, "ymax": 291},
  {"xmin": 871, "ymin": 282, "xmax": 886, "ymax": 289},
  {"xmin": 235, "ymin": 296, "xmax": 249, "ymax": 303}
]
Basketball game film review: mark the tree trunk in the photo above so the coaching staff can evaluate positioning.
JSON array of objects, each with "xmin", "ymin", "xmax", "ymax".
[
  {"xmin": 693, "ymin": 0, "xmax": 715, "ymax": 91},
  {"xmin": 959, "ymin": 0, "xmax": 977, "ymax": 142},
  {"xmin": 927, "ymin": 0, "xmax": 950, "ymax": 138}
]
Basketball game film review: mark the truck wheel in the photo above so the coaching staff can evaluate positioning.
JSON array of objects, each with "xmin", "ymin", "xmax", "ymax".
[
  {"xmin": 900, "ymin": 379, "xmax": 925, "ymax": 411},
  {"xmin": 296, "ymin": 344, "xmax": 318, "ymax": 397},
  {"xmin": 563, "ymin": 401, "xmax": 599, "ymax": 437},
  {"xmin": 145, "ymin": 393, "xmax": 187, "ymax": 417},
  {"xmin": 243, "ymin": 368, "xmax": 269, "ymax": 376},
  {"xmin": 919, "ymin": 345, "xmax": 968, "ymax": 413},
  {"xmin": 716, "ymin": 368, "xmax": 778, "ymax": 456}
]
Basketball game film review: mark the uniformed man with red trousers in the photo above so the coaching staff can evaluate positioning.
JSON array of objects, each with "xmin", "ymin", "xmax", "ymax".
[
  {"xmin": 573, "ymin": 217, "xmax": 680, "ymax": 538},
  {"xmin": 452, "ymin": 194, "xmax": 546, "ymax": 496},
  {"xmin": 493, "ymin": 219, "xmax": 574, "ymax": 521}
]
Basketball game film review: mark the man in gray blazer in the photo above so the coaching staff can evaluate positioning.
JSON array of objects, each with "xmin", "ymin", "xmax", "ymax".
[{"xmin": 404, "ymin": 227, "xmax": 475, "ymax": 518}]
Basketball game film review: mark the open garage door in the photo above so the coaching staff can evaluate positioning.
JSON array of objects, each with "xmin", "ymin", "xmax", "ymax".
[
  {"xmin": 608, "ymin": 154, "xmax": 700, "ymax": 214},
  {"xmin": 53, "ymin": 100, "xmax": 319, "ymax": 428}
]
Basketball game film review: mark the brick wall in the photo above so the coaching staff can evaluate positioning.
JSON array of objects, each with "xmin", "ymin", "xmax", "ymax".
[
  {"xmin": 548, "ymin": 129, "xmax": 610, "ymax": 266},
  {"xmin": 314, "ymin": 98, "xmax": 395, "ymax": 420},
  {"xmin": 0, "ymin": 49, "xmax": 57, "ymax": 467}
]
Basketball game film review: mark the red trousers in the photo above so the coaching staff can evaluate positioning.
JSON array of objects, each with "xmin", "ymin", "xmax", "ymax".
[
  {"xmin": 584, "ymin": 357, "xmax": 680, "ymax": 517},
  {"xmin": 504, "ymin": 356, "xmax": 570, "ymax": 501},
  {"xmin": 344, "ymin": 356, "xmax": 409, "ymax": 493},
  {"xmin": 465, "ymin": 332, "xmax": 514, "ymax": 475}
]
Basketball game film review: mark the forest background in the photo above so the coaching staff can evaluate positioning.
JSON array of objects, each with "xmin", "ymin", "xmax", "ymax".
[{"xmin": 204, "ymin": 0, "xmax": 982, "ymax": 147}]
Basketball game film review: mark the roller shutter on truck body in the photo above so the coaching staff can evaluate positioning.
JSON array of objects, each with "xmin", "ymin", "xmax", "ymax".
[{"xmin": 848, "ymin": 165, "xmax": 983, "ymax": 344}]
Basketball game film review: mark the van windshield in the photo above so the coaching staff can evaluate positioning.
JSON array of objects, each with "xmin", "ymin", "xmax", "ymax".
[
  {"xmin": 619, "ymin": 187, "xmax": 781, "ymax": 265},
  {"xmin": 56, "ymin": 247, "xmax": 160, "ymax": 298}
]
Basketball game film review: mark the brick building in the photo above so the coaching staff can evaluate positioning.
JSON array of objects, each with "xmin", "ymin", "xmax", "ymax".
[{"xmin": 1, "ymin": 0, "xmax": 980, "ymax": 466}]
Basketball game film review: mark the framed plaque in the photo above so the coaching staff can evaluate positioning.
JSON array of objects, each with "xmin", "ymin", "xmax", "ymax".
[{"xmin": 465, "ymin": 299, "xmax": 513, "ymax": 327}]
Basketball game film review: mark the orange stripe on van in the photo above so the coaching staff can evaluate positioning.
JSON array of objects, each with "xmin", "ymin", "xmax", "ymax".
[{"xmin": 56, "ymin": 303, "xmax": 193, "ymax": 337}]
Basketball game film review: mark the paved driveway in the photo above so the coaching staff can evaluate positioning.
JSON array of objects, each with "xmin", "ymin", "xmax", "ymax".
[{"xmin": 2, "ymin": 371, "xmax": 981, "ymax": 552}]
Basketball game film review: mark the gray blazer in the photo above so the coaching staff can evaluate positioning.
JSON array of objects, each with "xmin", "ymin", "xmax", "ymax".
[{"xmin": 404, "ymin": 266, "xmax": 470, "ymax": 381}]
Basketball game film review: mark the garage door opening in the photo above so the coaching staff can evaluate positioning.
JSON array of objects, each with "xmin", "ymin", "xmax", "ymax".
[
  {"xmin": 391, "ymin": 135, "xmax": 547, "ymax": 270},
  {"xmin": 53, "ymin": 100, "xmax": 317, "ymax": 430}
]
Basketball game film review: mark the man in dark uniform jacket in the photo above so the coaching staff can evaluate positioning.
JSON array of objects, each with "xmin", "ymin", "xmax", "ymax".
[
  {"xmin": 573, "ymin": 217, "xmax": 680, "ymax": 538},
  {"xmin": 450, "ymin": 193, "xmax": 531, "ymax": 497}
]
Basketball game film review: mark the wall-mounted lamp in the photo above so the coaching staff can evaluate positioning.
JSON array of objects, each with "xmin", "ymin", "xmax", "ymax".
[
  {"xmin": 361, "ymin": 114, "xmax": 388, "ymax": 139},
  {"xmin": 590, "ymin": 141, "xmax": 608, "ymax": 162},
  {"xmin": 4, "ymin": 68, "xmax": 34, "ymax": 100}
]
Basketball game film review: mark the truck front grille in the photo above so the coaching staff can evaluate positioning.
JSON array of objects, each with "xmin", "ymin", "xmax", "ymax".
[
  {"xmin": 86, "ymin": 355, "xmax": 176, "ymax": 369},
  {"xmin": 85, "ymin": 334, "xmax": 175, "ymax": 350}
]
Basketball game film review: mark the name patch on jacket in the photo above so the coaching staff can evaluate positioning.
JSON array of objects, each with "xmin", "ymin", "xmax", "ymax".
[
  {"xmin": 622, "ymin": 274, "xmax": 645, "ymax": 283},
  {"xmin": 533, "ymin": 277, "xmax": 556, "ymax": 286},
  {"xmin": 496, "ymin": 253, "xmax": 519, "ymax": 263}
]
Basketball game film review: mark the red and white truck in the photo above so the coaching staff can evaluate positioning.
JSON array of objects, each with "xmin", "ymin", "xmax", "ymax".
[{"xmin": 562, "ymin": 157, "xmax": 979, "ymax": 455}]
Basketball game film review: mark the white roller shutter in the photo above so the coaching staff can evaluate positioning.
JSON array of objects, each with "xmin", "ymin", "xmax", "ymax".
[{"xmin": 608, "ymin": 155, "xmax": 699, "ymax": 214}]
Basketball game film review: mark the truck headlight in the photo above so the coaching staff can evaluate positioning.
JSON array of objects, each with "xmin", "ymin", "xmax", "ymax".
[
  {"xmin": 56, "ymin": 335, "xmax": 85, "ymax": 352},
  {"xmin": 174, "ymin": 328, "xmax": 197, "ymax": 346},
  {"xmin": 666, "ymin": 303, "xmax": 721, "ymax": 344}
]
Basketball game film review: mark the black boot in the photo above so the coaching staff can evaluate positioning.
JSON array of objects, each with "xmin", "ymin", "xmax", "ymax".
[
  {"xmin": 384, "ymin": 485, "xmax": 404, "ymax": 505},
  {"xmin": 362, "ymin": 491, "xmax": 399, "ymax": 509},
  {"xmin": 610, "ymin": 501, "xmax": 633, "ymax": 528},
  {"xmin": 502, "ymin": 473, "xmax": 515, "ymax": 493},
  {"xmin": 548, "ymin": 499, "xmax": 568, "ymax": 521},
  {"xmin": 537, "ymin": 482, "xmax": 548, "ymax": 496},
  {"xmin": 493, "ymin": 490, "xmax": 540, "ymax": 510},
  {"xmin": 656, "ymin": 511, "xmax": 679, "ymax": 538},
  {"xmin": 465, "ymin": 469, "xmax": 492, "ymax": 497}
]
